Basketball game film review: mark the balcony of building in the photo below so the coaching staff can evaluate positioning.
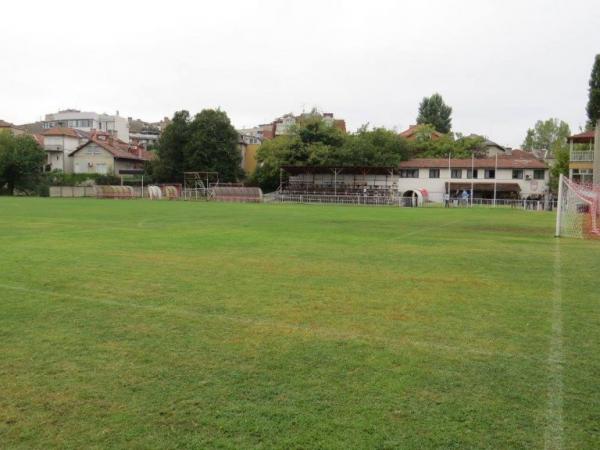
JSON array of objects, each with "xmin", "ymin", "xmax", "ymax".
[{"xmin": 570, "ymin": 150, "xmax": 594, "ymax": 162}]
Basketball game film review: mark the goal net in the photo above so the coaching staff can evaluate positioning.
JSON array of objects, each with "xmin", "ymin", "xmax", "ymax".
[{"xmin": 556, "ymin": 174, "xmax": 600, "ymax": 238}]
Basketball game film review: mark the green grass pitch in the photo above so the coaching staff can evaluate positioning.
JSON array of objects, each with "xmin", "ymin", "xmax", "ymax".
[{"xmin": 0, "ymin": 197, "xmax": 598, "ymax": 449}]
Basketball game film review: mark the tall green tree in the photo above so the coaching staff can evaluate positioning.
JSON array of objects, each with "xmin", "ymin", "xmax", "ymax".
[
  {"xmin": 522, "ymin": 118, "xmax": 571, "ymax": 192},
  {"xmin": 153, "ymin": 110, "xmax": 190, "ymax": 181},
  {"xmin": 0, "ymin": 131, "xmax": 45, "ymax": 195},
  {"xmin": 153, "ymin": 109, "xmax": 242, "ymax": 182},
  {"xmin": 185, "ymin": 109, "xmax": 241, "ymax": 181},
  {"xmin": 522, "ymin": 118, "xmax": 571, "ymax": 154},
  {"xmin": 416, "ymin": 93, "xmax": 452, "ymax": 134},
  {"xmin": 586, "ymin": 54, "xmax": 600, "ymax": 128}
]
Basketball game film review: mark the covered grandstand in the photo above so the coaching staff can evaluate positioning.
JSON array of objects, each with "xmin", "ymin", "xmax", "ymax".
[
  {"xmin": 280, "ymin": 166, "xmax": 398, "ymax": 196},
  {"xmin": 277, "ymin": 166, "xmax": 419, "ymax": 205}
]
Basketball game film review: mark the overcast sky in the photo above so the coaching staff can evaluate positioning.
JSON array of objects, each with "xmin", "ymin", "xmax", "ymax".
[{"xmin": 1, "ymin": 0, "xmax": 598, "ymax": 147}]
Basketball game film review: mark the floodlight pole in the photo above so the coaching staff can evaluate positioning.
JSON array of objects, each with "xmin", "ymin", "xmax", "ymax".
[
  {"xmin": 471, "ymin": 153, "xmax": 475, "ymax": 207},
  {"xmin": 493, "ymin": 153, "xmax": 498, "ymax": 207},
  {"xmin": 555, "ymin": 173, "xmax": 564, "ymax": 238}
]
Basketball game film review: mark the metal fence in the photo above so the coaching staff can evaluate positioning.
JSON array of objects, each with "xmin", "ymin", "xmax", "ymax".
[
  {"xmin": 276, "ymin": 193, "xmax": 412, "ymax": 207},
  {"xmin": 273, "ymin": 192, "xmax": 557, "ymax": 211}
]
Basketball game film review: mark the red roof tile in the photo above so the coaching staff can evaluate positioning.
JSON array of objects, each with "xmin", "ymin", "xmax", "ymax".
[
  {"xmin": 399, "ymin": 152, "xmax": 546, "ymax": 169},
  {"xmin": 42, "ymin": 127, "xmax": 83, "ymax": 138},
  {"xmin": 69, "ymin": 136, "xmax": 155, "ymax": 162},
  {"xmin": 399, "ymin": 124, "xmax": 444, "ymax": 140},
  {"xmin": 567, "ymin": 130, "xmax": 595, "ymax": 144}
]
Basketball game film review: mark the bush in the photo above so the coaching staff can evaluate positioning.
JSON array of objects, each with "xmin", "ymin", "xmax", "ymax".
[
  {"xmin": 46, "ymin": 171, "xmax": 100, "ymax": 187},
  {"xmin": 94, "ymin": 174, "xmax": 121, "ymax": 186}
]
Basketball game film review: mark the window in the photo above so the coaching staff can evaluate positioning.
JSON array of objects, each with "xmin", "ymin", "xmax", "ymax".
[
  {"xmin": 533, "ymin": 169, "xmax": 545, "ymax": 180},
  {"xmin": 399, "ymin": 169, "xmax": 419, "ymax": 178},
  {"xmin": 451, "ymin": 169, "xmax": 462, "ymax": 179},
  {"xmin": 485, "ymin": 169, "xmax": 495, "ymax": 179},
  {"xmin": 512, "ymin": 169, "xmax": 524, "ymax": 179},
  {"xmin": 85, "ymin": 145, "xmax": 100, "ymax": 156},
  {"xmin": 467, "ymin": 169, "xmax": 479, "ymax": 179},
  {"xmin": 572, "ymin": 169, "xmax": 593, "ymax": 183},
  {"xmin": 429, "ymin": 168, "xmax": 440, "ymax": 178}
]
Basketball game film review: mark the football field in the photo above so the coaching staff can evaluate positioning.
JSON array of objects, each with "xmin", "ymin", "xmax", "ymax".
[{"xmin": 0, "ymin": 198, "xmax": 598, "ymax": 449}]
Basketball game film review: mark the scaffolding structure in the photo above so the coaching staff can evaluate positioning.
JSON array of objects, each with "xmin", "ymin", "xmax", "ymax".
[{"xmin": 183, "ymin": 172, "xmax": 219, "ymax": 200}]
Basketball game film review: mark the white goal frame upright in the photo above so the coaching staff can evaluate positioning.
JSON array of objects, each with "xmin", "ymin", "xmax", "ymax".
[{"xmin": 555, "ymin": 174, "xmax": 600, "ymax": 238}]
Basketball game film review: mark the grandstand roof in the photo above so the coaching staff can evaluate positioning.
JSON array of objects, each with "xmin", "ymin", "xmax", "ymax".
[
  {"xmin": 281, "ymin": 165, "xmax": 396, "ymax": 175},
  {"xmin": 399, "ymin": 151, "xmax": 546, "ymax": 169}
]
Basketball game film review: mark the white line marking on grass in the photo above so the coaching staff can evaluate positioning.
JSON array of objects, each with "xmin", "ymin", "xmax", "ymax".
[
  {"xmin": 390, "ymin": 218, "xmax": 463, "ymax": 240},
  {"xmin": 0, "ymin": 282, "xmax": 534, "ymax": 362},
  {"xmin": 544, "ymin": 241, "xmax": 564, "ymax": 450}
]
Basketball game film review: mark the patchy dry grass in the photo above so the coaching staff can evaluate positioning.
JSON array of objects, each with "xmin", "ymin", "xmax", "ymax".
[{"xmin": 0, "ymin": 198, "xmax": 599, "ymax": 449}]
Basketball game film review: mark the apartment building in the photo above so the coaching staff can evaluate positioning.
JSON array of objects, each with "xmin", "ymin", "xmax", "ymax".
[{"xmin": 43, "ymin": 109, "xmax": 129, "ymax": 142}]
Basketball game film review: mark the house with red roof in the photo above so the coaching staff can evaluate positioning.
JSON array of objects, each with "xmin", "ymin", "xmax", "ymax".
[{"xmin": 68, "ymin": 132, "xmax": 155, "ymax": 175}]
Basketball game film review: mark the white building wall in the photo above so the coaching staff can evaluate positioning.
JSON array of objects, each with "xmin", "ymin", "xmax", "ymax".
[
  {"xmin": 396, "ymin": 168, "xmax": 549, "ymax": 202},
  {"xmin": 43, "ymin": 135, "xmax": 85, "ymax": 173},
  {"xmin": 290, "ymin": 167, "xmax": 549, "ymax": 202}
]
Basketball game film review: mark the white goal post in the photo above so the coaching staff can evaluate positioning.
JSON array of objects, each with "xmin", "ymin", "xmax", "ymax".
[{"xmin": 555, "ymin": 174, "xmax": 600, "ymax": 238}]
